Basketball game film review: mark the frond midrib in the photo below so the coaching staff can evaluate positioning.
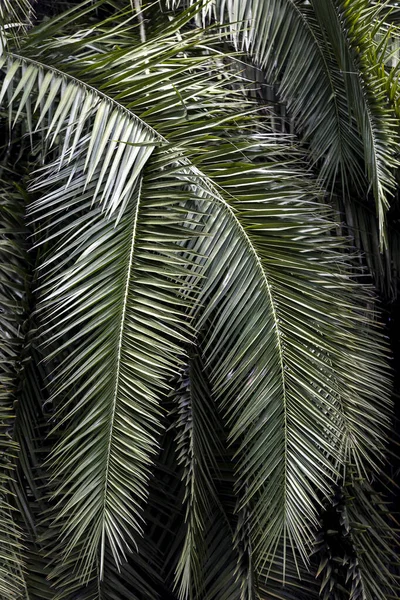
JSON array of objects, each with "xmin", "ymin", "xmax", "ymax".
[
  {"xmin": 283, "ymin": 0, "xmax": 348, "ymax": 160},
  {"xmin": 191, "ymin": 168, "xmax": 291, "ymax": 553},
  {"xmin": 7, "ymin": 50, "xmax": 166, "ymax": 145},
  {"xmin": 99, "ymin": 179, "xmax": 142, "ymax": 578}
]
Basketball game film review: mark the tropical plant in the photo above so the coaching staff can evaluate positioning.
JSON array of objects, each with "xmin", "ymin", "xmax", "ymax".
[{"xmin": 0, "ymin": 1, "xmax": 399, "ymax": 599}]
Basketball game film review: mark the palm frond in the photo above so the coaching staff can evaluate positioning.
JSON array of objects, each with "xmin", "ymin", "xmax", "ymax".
[
  {"xmin": 182, "ymin": 134, "xmax": 392, "ymax": 583},
  {"xmin": 167, "ymin": 1, "xmax": 367, "ymax": 201},
  {"xmin": 170, "ymin": 0, "xmax": 400, "ymax": 258},
  {"xmin": 0, "ymin": 13, "xmax": 248, "ymax": 592},
  {"xmin": 311, "ymin": 0, "xmax": 399, "ymax": 247},
  {"xmin": 144, "ymin": 384, "xmax": 242, "ymax": 600},
  {"xmin": 0, "ymin": 54, "xmax": 157, "ymax": 219},
  {"xmin": 27, "ymin": 141, "xmax": 208, "ymax": 589}
]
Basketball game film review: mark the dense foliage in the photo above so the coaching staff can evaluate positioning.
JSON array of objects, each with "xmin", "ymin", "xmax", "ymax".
[{"xmin": 0, "ymin": 1, "xmax": 400, "ymax": 599}]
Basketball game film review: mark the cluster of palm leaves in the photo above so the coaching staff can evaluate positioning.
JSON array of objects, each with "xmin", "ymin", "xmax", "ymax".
[{"xmin": 1, "ymin": 0, "xmax": 400, "ymax": 598}]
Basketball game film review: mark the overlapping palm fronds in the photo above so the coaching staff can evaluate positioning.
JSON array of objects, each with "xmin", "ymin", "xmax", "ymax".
[
  {"xmin": 0, "ymin": 1, "xmax": 399, "ymax": 599},
  {"xmin": 184, "ymin": 133, "xmax": 393, "ymax": 590},
  {"xmin": 170, "ymin": 0, "xmax": 400, "ymax": 295}
]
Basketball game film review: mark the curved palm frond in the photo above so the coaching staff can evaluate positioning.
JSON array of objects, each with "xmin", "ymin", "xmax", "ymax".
[
  {"xmin": 29, "ymin": 150, "xmax": 206, "ymax": 587},
  {"xmin": 310, "ymin": 0, "xmax": 399, "ymax": 247},
  {"xmin": 0, "ymin": 13, "xmax": 249, "ymax": 593},
  {"xmin": 169, "ymin": 0, "xmax": 400, "ymax": 261},
  {"xmin": 166, "ymin": 2, "xmax": 369, "ymax": 194},
  {"xmin": 0, "ymin": 50, "xmax": 158, "ymax": 218},
  {"xmin": 184, "ymin": 137, "xmax": 392, "ymax": 581}
]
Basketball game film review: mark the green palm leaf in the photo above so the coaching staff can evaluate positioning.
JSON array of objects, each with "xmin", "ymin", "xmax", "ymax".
[
  {"xmin": 0, "ymin": 53, "xmax": 157, "ymax": 218},
  {"xmin": 311, "ymin": 0, "xmax": 399, "ymax": 247},
  {"xmin": 27, "ymin": 141, "xmax": 208, "ymax": 590},
  {"xmin": 167, "ymin": 1, "xmax": 365, "ymax": 193},
  {"xmin": 0, "ymin": 12, "xmax": 250, "ymax": 592},
  {"xmin": 183, "ymin": 134, "xmax": 392, "ymax": 581}
]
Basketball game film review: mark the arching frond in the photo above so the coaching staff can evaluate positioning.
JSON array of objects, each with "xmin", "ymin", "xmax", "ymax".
[
  {"xmin": 166, "ymin": 2, "xmax": 362, "ymax": 191},
  {"xmin": 29, "ymin": 148, "xmax": 207, "ymax": 586},
  {"xmin": 311, "ymin": 0, "xmax": 399, "ymax": 247},
  {"xmin": 0, "ymin": 54, "xmax": 157, "ymax": 218},
  {"xmin": 181, "ymin": 134, "xmax": 392, "ymax": 583},
  {"xmin": 0, "ymin": 15, "xmax": 250, "ymax": 593}
]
